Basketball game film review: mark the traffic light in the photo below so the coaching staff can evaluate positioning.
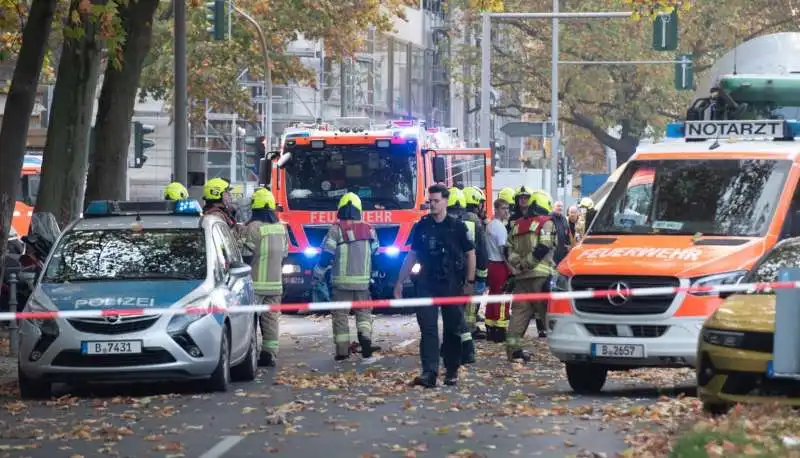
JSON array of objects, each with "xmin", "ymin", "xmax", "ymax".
[
  {"xmin": 652, "ymin": 9, "xmax": 678, "ymax": 51},
  {"xmin": 133, "ymin": 121, "xmax": 155, "ymax": 168},
  {"xmin": 674, "ymin": 54, "xmax": 694, "ymax": 91},
  {"xmin": 206, "ymin": 0, "xmax": 227, "ymax": 41}
]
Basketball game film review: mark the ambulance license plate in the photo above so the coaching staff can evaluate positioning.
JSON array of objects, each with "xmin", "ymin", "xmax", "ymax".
[
  {"xmin": 81, "ymin": 341, "xmax": 142, "ymax": 355},
  {"xmin": 591, "ymin": 343, "xmax": 645, "ymax": 359}
]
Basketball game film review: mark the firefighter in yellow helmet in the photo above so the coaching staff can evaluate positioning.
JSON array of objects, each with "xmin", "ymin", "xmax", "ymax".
[
  {"xmin": 242, "ymin": 188, "xmax": 288, "ymax": 367},
  {"xmin": 203, "ymin": 177, "xmax": 238, "ymax": 228},
  {"xmin": 461, "ymin": 186, "xmax": 489, "ymax": 340},
  {"xmin": 163, "ymin": 182, "xmax": 189, "ymax": 201},
  {"xmin": 505, "ymin": 189, "xmax": 556, "ymax": 362},
  {"xmin": 313, "ymin": 192, "xmax": 381, "ymax": 361},
  {"xmin": 576, "ymin": 197, "xmax": 596, "ymax": 240},
  {"xmin": 446, "ymin": 187, "xmax": 480, "ymax": 363},
  {"xmin": 510, "ymin": 186, "xmax": 533, "ymax": 223}
]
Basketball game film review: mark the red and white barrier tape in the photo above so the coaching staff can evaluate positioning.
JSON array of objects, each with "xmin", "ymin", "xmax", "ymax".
[{"xmin": 1, "ymin": 280, "xmax": 796, "ymax": 321}]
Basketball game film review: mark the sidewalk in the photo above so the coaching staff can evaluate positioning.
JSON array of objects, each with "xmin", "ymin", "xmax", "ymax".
[{"xmin": 0, "ymin": 329, "xmax": 17, "ymax": 386}]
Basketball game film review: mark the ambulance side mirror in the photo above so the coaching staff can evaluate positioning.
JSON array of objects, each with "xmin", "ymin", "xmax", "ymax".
[{"xmin": 432, "ymin": 157, "xmax": 447, "ymax": 184}]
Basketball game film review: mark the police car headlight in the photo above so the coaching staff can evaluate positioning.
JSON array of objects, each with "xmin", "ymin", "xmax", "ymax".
[
  {"xmin": 411, "ymin": 263, "xmax": 421, "ymax": 275},
  {"xmin": 167, "ymin": 299, "xmax": 211, "ymax": 333},
  {"xmin": 690, "ymin": 271, "xmax": 747, "ymax": 296},
  {"xmin": 24, "ymin": 300, "xmax": 59, "ymax": 336},
  {"xmin": 282, "ymin": 264, "xmax": 301, "ymax": 275},
  {"xmin": 551, "ymin": 272, "xmax": 570, "ymax": 292}
]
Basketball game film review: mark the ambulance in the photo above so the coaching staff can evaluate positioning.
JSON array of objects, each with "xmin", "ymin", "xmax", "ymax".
[
  {"xmin": 548, "ymin": 74, "xmax": 800, "ymax": 393},
  {"xmin": 259, "ymin": 118, "xmax": 493, "ymax": 301}
]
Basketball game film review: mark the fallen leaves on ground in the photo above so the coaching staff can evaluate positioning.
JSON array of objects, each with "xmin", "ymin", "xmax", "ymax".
[{"xmin": 624, "ymin": 403, "xmax": 800, "ymax": 457}]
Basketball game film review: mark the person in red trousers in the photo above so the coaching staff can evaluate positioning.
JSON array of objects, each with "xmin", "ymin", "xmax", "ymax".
[{"xmin": 485, "ymin": 197, "xmax": 513, "ymax": 342}]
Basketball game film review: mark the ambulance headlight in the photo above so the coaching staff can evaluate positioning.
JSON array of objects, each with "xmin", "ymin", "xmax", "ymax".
[
  {"xmin": 690, "ymin": 271, "xmax": 747, "ymax": 296},
  {"xmin": 551, "ymin": 272, "xmax": 570, "ymax": 292}
]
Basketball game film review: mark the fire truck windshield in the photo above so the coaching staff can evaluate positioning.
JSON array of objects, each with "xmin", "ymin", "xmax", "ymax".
[{"xmin": 283, "ymin": 144, "xmax": 417, "ymax": 211}]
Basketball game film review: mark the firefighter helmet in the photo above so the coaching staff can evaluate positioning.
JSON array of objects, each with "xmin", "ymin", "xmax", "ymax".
[
  {"xmin": 163, "ymin": 182, "xmax": 188, "ymax": 201},
  {"xmin": 251, "ymin": 187, "xmax": 277, "ymax": 210}
]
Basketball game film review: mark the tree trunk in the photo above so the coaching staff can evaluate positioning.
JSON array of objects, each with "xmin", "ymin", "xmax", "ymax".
[
  {"xmin": 0, "ymin": 0, "xmax": 58, "ymax": 270},
  {"xmin": 85, "ymin": 0, "xmax": 160, "ymax": 203},
  {"xmin": 35, "ymin": 0, "xmax": 108, "ymax": 225}
]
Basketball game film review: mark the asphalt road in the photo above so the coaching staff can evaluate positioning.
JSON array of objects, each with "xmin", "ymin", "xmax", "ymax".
[{"xmin": 0, "ymin": 315, "xmax": 696, "ymax": 458}]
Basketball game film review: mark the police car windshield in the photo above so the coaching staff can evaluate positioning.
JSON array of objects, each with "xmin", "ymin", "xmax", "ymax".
[
  {"xmin": 591, "ymin": 159, "xmax": 791, "ymax": 237},
  {"xmin": 42, "ymin": 229, "xmax": 206, "ymax": 283},
  {"xmin": 283, "ymin": 144, "xmax": 417, "ymax": 211}
]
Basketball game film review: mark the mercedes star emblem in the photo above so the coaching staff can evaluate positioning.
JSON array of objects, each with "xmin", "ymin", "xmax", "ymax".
[{"xmin": 607, "ymin": 281, "xmax": 631, "ymax": 306}]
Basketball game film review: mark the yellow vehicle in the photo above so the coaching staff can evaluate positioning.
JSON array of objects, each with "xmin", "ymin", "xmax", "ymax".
[{"xmin": 697, "ymin": 237, "xmax": 800, "ymax": 413}]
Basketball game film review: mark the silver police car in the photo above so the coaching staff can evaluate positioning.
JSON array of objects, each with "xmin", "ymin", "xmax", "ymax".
[{"xmin": 18, "ymin": 200, "xmax": 259, "ymax": 399}]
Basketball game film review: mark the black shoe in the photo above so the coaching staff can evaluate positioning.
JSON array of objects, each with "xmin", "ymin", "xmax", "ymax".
[
  {"xmin": 510, "ymin": 350, "xmax": 531, "ymax": 363},
  {"xmin": 444, "ymin": 370, "xmax": 458, "ymax": 386},
  {"xmin": 358, "ymin": 334, "xmax": 381, "ymax": 358},
  {"xmin": 472, "ymin": 328, "xmax": 487, "ymax": 340},
  {"xmin": 258, "ymin": 351, "xmax": 276, "ymax": 367},
  {"xmin": 412, "ymin": 373, "xmax": 437, "ymax": 388},
  {"xmin": 535, "ymin": 319, "xmax": 547, "ymax": 337},
  {"xmin": 335, "ymin": 354, "xmax": 350, "ymax": 361}
]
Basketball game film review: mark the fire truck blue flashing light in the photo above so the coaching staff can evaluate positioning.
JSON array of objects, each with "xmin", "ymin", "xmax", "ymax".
[
  {"xmin": 385, "ymin": 246, "xmax": 400, "ymax": 257},
  {"xmin": 304, "ymin": 247, "xmax": 320, "ymax": 258}
]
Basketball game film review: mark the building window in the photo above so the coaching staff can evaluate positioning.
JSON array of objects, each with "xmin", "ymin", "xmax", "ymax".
[
  {"xmin": 373, "ymin": 34, "xmax": 390, "ymax": 112},
  {"xmin": 393, "ymin": 39, "xmax": 409, "ymax": 115},
  {"xmin": 411, "ymin": 46, "xmax": 426, "ymax": 117}
]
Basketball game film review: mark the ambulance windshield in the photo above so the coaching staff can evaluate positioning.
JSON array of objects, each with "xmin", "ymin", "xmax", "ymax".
[
  {"xmin": 283, "ymin": 144, "xmax": 417, "ymax": 211},
  {"xmin": 591, "ymin": 159, "xmax": 791, "ymax": 237}
]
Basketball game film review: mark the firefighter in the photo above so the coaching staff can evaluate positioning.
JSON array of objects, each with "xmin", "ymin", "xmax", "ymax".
[
  {"xmin": 313, "ymin": 192, "xmax": 381, "ymax": 361},
  {"xmin": 163, "ymin": 182, "xmax": 189, "ymax": 201},
  {"xmin": 446, "ymin": 187, "xmax": 478, "ymax": 363},
  {"xmin": 242, "ymin": 187, "xmax": 288, "ymax": 367},
  {"xmin": 507, "ymin": 186, "xmax": 533, "ymax": 231},
  {"xmin": 203, "ymin": 178, "xmax": 239, "ymax": 229},
  {"xmin": 462, "ymin": 186, "xmax": 489, "ymax": 340},
  {"xmin": 576, "ymin": 197, "xmax": 596, "ymax": 240},
  {"xmin": 505, "ymin": 189, "xmax": 556, "ymax": 361}
]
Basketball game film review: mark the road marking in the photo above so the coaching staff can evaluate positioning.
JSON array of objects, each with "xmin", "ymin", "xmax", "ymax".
[{"xmin": 199, "ymin": 436, "xmax": 244, "ymax": 458}]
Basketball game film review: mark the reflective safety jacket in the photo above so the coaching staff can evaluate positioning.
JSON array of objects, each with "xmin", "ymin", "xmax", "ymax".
[
  {"xmin": 244, "ymin": 221, "xmax": 288, "ymax": 296},
  {"xmin": 507, "ymin": 215, "xmax": 556, "ymax": 279},
  {"xmin": 463, "ymin": 211, "xmax": 489, "ymax": 280},
  {"xmin": 316, "ymin": 221, "xmax": 379, "ymax": 291}
]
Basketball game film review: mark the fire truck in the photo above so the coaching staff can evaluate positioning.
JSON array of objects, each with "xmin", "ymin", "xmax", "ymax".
[
  {"xmin": 12, "ymin": 154, "xmax": 42, "ymax": 236},
  {"xmin": 259, "ymin": 118, "xmax": 493, "ymax": 301}
]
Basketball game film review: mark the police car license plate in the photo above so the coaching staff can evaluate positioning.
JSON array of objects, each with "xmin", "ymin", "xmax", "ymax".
[
  {"xmin": 591, "ymin": 343, "xmax": 645, "ymax": 359},
  {"xmin": 81, "ymin": 341, "xmax": 142, "ymax": 355}
]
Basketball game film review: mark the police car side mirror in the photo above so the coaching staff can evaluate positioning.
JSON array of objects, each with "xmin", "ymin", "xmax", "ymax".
[{"xmin": 229, "ymin": 261, "xmax": 252, "ymax": 278}]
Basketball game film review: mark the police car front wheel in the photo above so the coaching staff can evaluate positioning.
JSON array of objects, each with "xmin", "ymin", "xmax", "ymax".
[
  {"xmin": 205, "ymin": 327, "xmax": 231, "ymax": 392},
  {"xmin": 18, "ymin": 364, "xmax": 52, "ymax": 400}
]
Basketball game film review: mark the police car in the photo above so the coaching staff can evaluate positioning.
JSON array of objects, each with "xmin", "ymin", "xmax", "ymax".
[{"xmin": 18, "ymin": 200, "xmax": 258, "ymax": 399}]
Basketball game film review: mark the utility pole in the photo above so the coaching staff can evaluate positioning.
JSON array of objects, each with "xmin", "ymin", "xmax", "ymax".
[
  {"xmin": 231, "ymin": 3, "xmax": 272, "ymax": 149},
  {"xmin": 173, "ymin": 0, "xmax": 188, "ymax": 185},
  {"xmin": 480, "ymin": 9, "xmax": 633, "ymax": 198}
]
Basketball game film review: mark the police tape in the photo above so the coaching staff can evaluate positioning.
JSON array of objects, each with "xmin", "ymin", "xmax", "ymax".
[{"xmin": 0, "ymin": 280, "xmax": 797, "ymax": 321}]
